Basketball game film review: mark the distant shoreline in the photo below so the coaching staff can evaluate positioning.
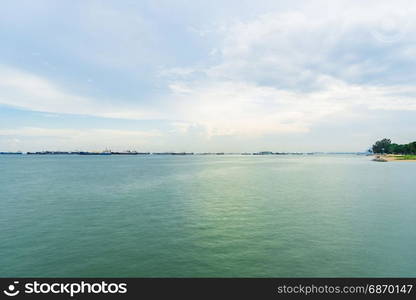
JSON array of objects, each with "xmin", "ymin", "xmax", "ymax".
[
  {"xmin": 0, "ymin": 151, "xmax": 368, "ymax": 156},
  {"xmin": 373, "ymin": 154, "xmax": 416, "ymax": 162}
]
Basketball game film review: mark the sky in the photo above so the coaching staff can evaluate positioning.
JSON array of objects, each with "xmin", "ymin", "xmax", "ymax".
[{"xmin": 0, "ymin": 0, "xmax": 416, "ymax": 152}]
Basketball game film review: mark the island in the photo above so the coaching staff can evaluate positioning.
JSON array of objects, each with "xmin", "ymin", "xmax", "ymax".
[{"xmin": 371, "ymin": 139, "xmax": 416, "ymax": 162}]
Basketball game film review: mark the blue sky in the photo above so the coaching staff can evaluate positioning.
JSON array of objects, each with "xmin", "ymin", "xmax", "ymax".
[{"xmin": 1, "ymin": 0, "xmax": 416, "ymax": 152}]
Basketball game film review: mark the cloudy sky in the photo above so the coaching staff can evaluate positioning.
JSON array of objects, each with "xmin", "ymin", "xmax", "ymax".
[{"xmin": 1, "ymin": 0, "xmax": 415, "ymax": 152}]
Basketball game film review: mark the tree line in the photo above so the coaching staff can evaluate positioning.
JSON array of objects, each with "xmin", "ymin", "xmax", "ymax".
[{"xmin": 372, "ymin": 138, "xmax": 416, "ymax": 154}]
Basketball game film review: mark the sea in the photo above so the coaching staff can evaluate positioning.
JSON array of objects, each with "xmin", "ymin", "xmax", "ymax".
[{"xmin": 1, "ymin": 154, "xmax": 415, "ymax": 277}]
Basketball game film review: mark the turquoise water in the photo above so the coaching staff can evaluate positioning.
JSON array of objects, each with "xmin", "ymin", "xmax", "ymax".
[{"xmin": 1, "ymin": 155, "xmax": 416, "ymax": 277}]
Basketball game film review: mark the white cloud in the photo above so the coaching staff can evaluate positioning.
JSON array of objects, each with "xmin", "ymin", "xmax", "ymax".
[
  {"xmin": 2, "ymin": 0, "xmax": 416, "ymax": 150},
  {"xmin": 0, "ymin": 66, "xmax": 161, "ymax": 120},
  {"xmin": 207, "ymin": 1, "xmax": 416, "ymax": 88},
  {"xmin": 159, "ymin": 1, "xmax": 416, "ymax": 137},
  {"xmin": 165, "ymin": 77, "xmax": 416, "ymax": 137}
]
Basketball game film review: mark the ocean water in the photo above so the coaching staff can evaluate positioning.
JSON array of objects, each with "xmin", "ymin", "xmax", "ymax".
[{"xmin": 1, "ymin": 154, "xmax": 416, "ymax": 277}]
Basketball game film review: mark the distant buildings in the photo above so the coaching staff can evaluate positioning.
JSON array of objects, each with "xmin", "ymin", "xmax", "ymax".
[{"xmin": 253, "ymin": 151, "xmax": 274, "ymax": 155}]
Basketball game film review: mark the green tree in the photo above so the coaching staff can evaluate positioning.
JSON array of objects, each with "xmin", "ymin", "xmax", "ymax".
[
  {"xmin": 408, "ymin": 142, "xmax": 416, "ymax": 154},
  {"xmin": 372, "ymin": 138, "xmax": 392, "ymax": 154},
  {"xmin": 388, "ymin": 143, "xmax": 400, "ymax": 154},
  {"xmin": 371, "ymin": 139, "xmax": 416, "ymax": 154}
]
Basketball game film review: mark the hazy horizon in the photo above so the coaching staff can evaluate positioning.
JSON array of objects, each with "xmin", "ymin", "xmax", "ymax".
[{"xmin": 1, "ymin": 0, "xmax": 416, "ymax": 152}]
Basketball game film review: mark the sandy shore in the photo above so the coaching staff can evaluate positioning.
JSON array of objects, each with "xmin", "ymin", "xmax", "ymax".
[{"xmin": 372, "ymin": 155, "xmax": 416, "ymax": 162}]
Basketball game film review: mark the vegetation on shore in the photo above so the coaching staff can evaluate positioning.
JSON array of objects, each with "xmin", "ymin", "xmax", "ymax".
[
  {"xmin": 394, "ymin": 155, "xmax": 416, "ymax": 160},
  {"xmin": 372, "ymin": 138, "xmax": 416, "ymax": 155}
]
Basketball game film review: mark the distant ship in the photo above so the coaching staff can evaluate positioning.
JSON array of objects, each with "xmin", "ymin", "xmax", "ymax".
[
  {"xmin": 0, "ymin": 152, "xmax": 22, "ymax": 155},
  {"xmin": 79, "ymin": 150, "xmax": 112, "ymax": 155},
  {"xmin": 110, "ymin": 151, "xmax": 150, "ymax": 155}
]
